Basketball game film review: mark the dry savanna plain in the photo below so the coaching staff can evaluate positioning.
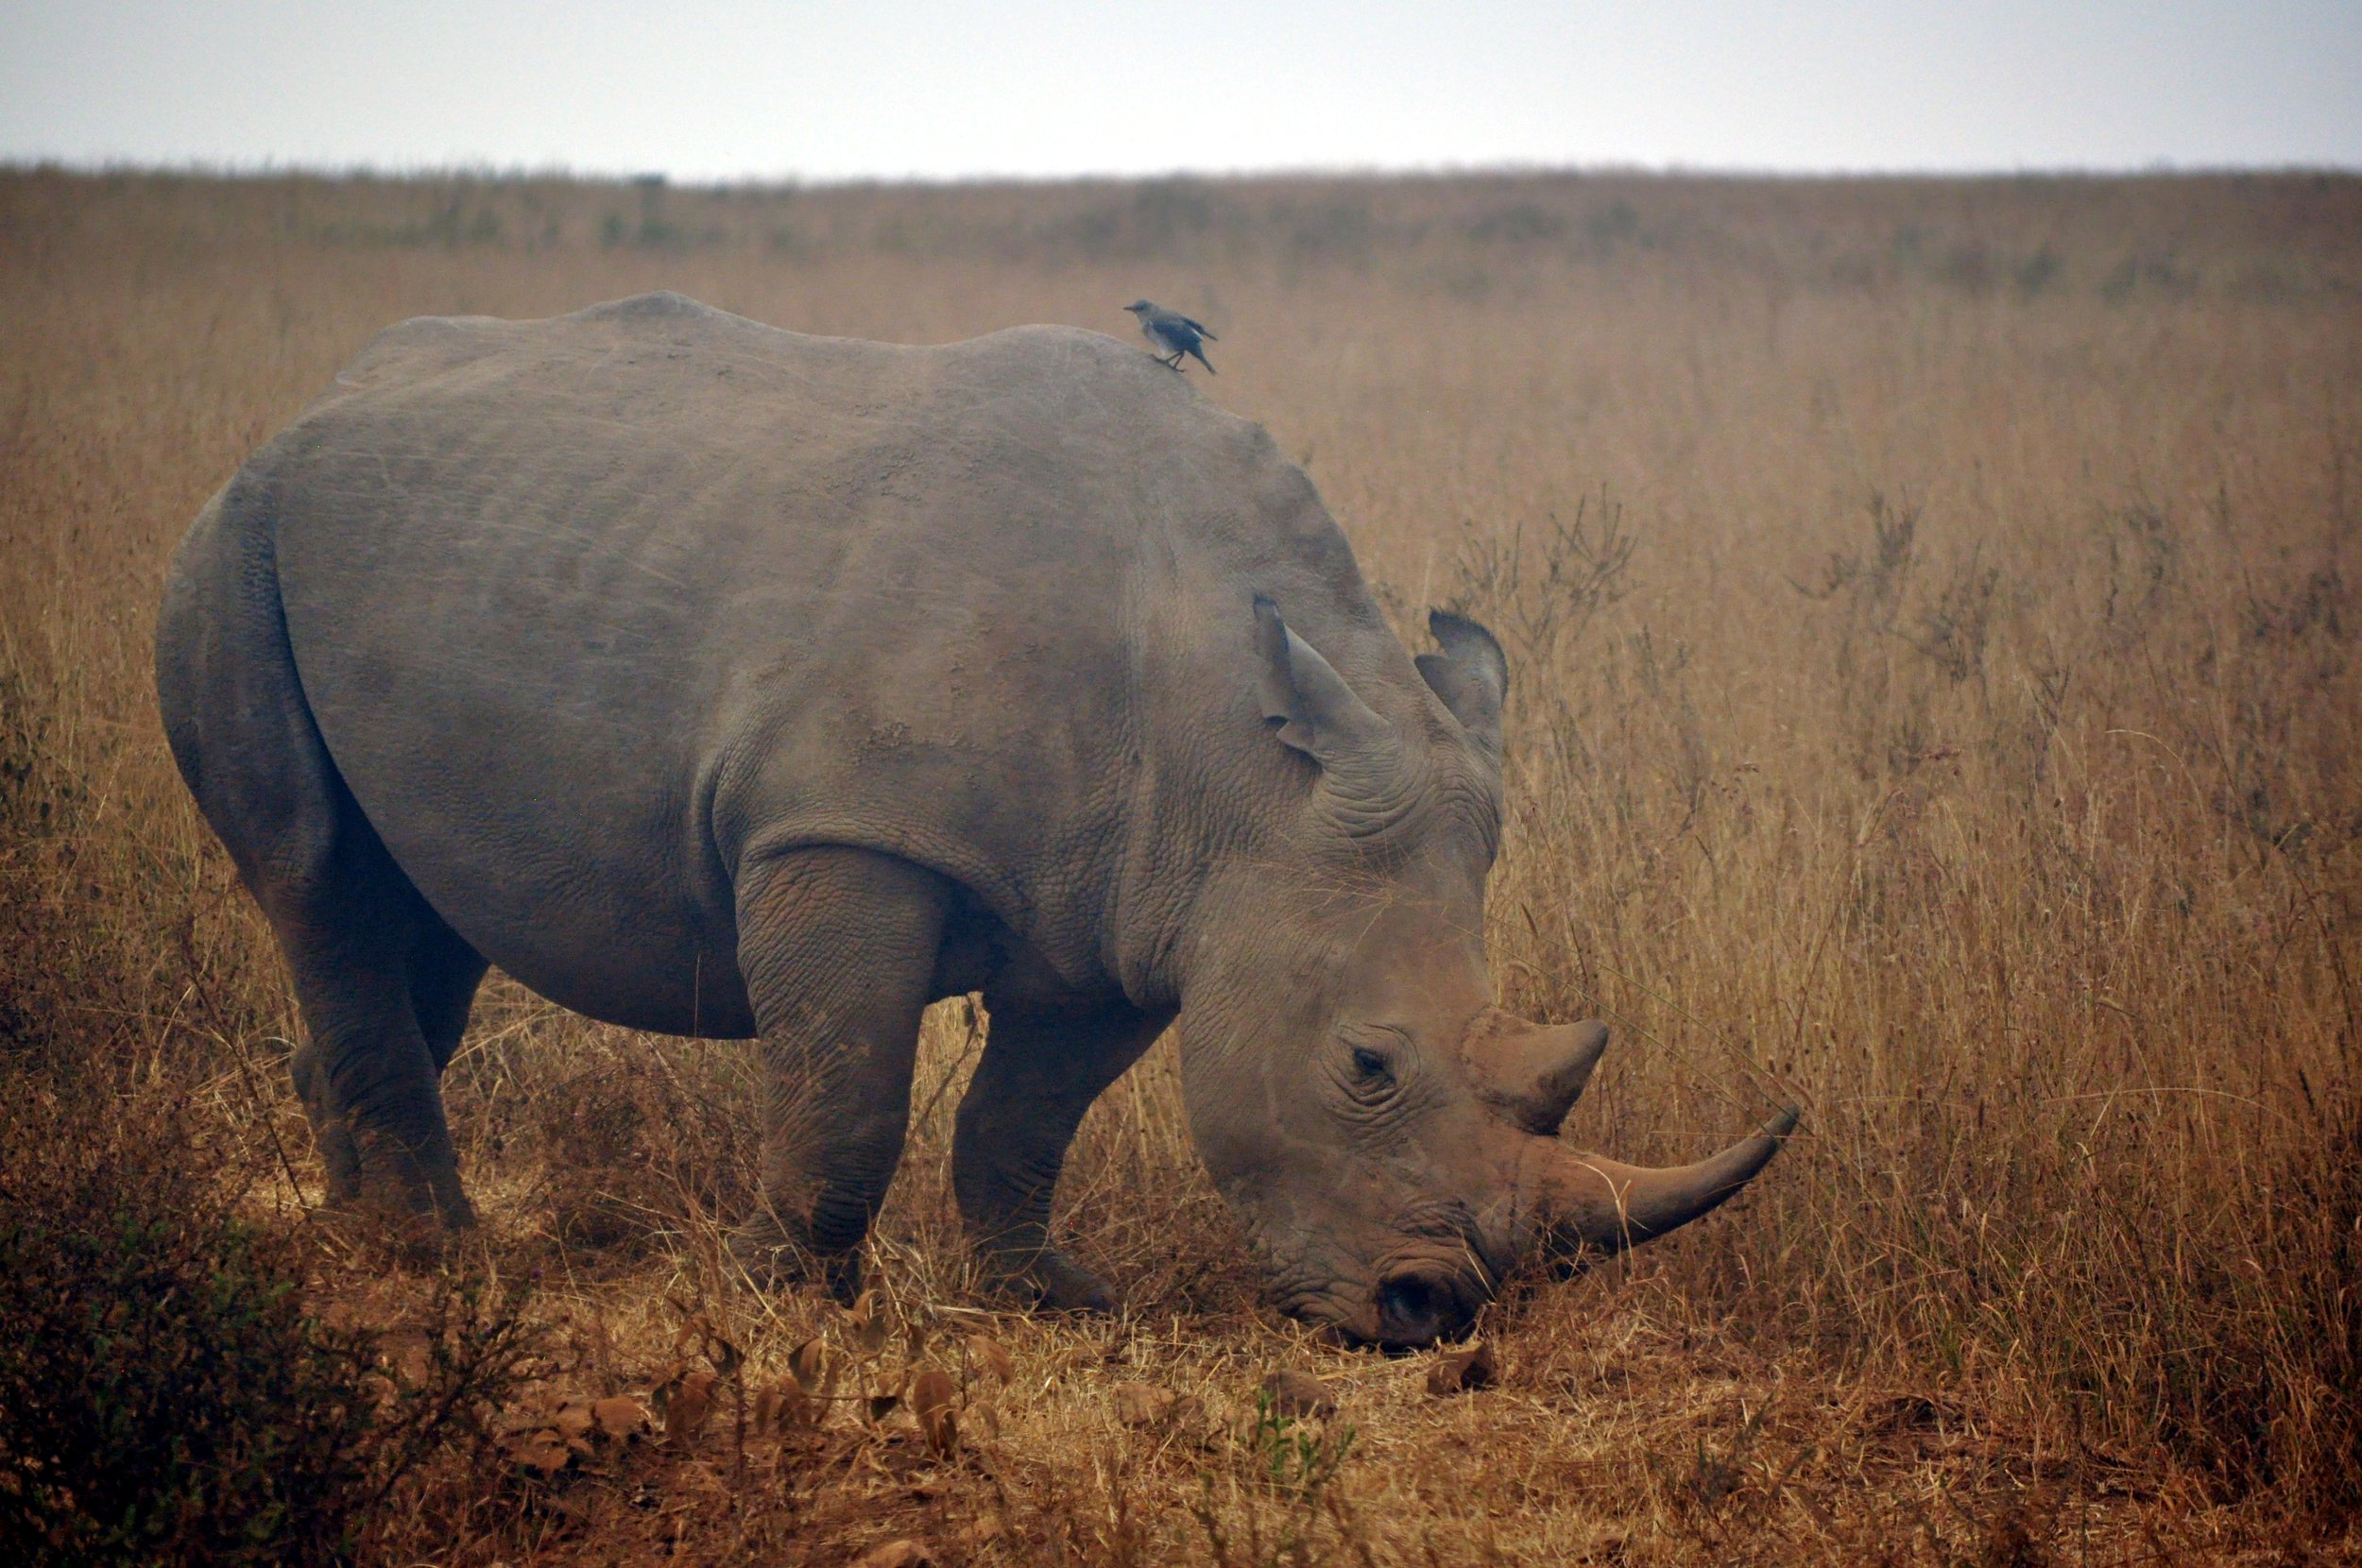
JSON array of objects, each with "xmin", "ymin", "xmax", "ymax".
[{"xmin": 2, "ymin": 168, "xmax": 2359, "ymax": 1566}]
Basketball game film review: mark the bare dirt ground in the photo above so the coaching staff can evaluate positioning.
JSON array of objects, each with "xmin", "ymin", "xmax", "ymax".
[{"xmin": 3, "ymin": 168, "xmax": 2358, "ymax": 1564}]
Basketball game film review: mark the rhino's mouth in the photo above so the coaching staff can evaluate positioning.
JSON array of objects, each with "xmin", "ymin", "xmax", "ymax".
[
  {"xmin": 1368, "ymin": 1264, "xmax": 1483, "ymax": 1347},
  {"xmin": 1287, "ymin": 1257, "xmax": 1494, "ymax": 1350},
  {"xmin": 1253, "ymin": 1199, "xmax": 1506, "ymax": 1349}
]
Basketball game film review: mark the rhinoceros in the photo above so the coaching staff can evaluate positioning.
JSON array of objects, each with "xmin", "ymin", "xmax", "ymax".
[{"xmin": 157, "ymin": 292, "xmax": 1792, "ymax": 1345}]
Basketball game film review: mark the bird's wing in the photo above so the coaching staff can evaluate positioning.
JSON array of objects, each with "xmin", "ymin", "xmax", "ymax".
[{"xmin": 1181, "ymin": 316, "xmax": 1217, "ymax": 340}]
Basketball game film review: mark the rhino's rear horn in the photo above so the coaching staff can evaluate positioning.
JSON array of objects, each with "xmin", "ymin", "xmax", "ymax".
[
  {"xmin": 1463, "ymin": 1013, "xmax": 1610, "ymax": 1134},
  {"xmin": 1251, "ymin": 597, "xmax": 1412, "ymax": 816}
]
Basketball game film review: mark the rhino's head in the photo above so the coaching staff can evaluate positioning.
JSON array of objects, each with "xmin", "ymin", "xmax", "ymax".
[{"xmin": 1177, "ymin": 597, "xmax": 1794, "ymax": 1348}]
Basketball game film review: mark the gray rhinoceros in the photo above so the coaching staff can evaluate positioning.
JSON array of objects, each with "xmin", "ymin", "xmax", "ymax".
[{"xmin": 157, "ymin": 292, "xmax": 1792, "ymax": 1345}]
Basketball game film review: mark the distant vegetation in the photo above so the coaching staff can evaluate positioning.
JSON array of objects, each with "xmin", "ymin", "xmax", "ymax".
[{"xmin": 2, "ymin": 165, "xmax": 2356, "ymax": 1563}]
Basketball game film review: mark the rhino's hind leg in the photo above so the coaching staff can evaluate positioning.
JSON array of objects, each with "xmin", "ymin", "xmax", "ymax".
[
  {"xmin": 273, "ymin": 844, "xmax": 480, "ymax": 1232},
  {"xmin": 953, "ymin": 996, "xmax": 1169, "ymax": 1313},
  {"xmin": 288, "ymin": 1040, "xmax": 361, "ymax": 1206},
  {"xmin": 731, "ymin": 845, "xmax": 949, "ymax": 1303},
  {"xmin": 289, "ymin": 915, "xmax": 486, "ymax": 1210},
  {"xmin": 157, "ymin": 483, "xmax": 476, "ymax": 1233}
]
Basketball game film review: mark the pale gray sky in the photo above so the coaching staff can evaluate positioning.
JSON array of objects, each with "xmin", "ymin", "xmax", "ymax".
[{"xmin": 3, "ymin": 1, "xmax": 2356, "ymax": 180}]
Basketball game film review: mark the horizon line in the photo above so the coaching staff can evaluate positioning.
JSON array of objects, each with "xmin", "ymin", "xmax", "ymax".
[{"xmin": 8, "ymin": 154, "xmax": 2358, "ymax": 192}]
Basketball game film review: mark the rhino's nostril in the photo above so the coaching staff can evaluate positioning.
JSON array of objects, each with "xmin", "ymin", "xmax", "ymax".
[{"xmin": 1376, "ymin": 1271, "xmax": 1469, "ymax": 1346}]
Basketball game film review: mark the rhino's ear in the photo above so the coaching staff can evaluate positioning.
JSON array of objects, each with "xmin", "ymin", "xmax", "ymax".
[
  {"xmin": 1416, "ymin": 609, "xmax": 1507, "ymax": 756},
  {"xmin": 1253, "ymin": 596, "xmax": 1395, "ymax": 773}
]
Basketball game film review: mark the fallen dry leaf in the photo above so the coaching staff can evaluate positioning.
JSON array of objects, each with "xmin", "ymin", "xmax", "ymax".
[
  {"xmin": 967, "ymin": 1335, "xmax": 1015, "ymax": 1385},
  {"xmin": 777, "ymin": 1381, "xmax": 818, "ymax": 1430},
  {"xmin": 864, "ymin": 1364, "xmax": 908, "ymax": 1425},
  {"xmin": 1425, "ymin": 1340, "xmax": 1498, "ymax": 1397},
  {"xmin": 591, "ymin": 1395, "xmax": 649, "ymax": 1440},
  {"xmin": 378, "ymin": 1327, "xmax": 433, "ymax": 1386},
  {"xmin": 664, "ymin": 1369, "xmax": 716, "ymax": 1446},
  {"xmin": 790, "ymin": 1335, "xmax": 829, "ymax": 1393},
  {"xmin": 910, "ymin": 1367, "xmax": 954, "ymax": 1414},
  {"xmin": 677, "ymin": 1457, "xmax": 729, "ymax": 1495},
  {"xmin": 848, "ymin": 1289, "xmax": 892, "ymax": 1355},
  {"xmin": 1113, "ymin": 1381, "xmax": 1181, "ymax": 1427},
  {"xmin": 854, "ymin": 1541, "xmax": 933, "ymax": 1568},
  {"xmin": 910, "ymin": 1366, "xmax": 958, "ymax": 1456},
  {"xmin": 1260, "ymin": 1369, "xmax": 1337, "ymax": 1420},
  {"xmin": 504, "ymin": 1427, "xmax": 573, "ymax": 1476}
]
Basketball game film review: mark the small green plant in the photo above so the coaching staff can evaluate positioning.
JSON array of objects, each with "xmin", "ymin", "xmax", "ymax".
[
  {"xmin": 1241, "ymin": 1389, "xmax": 1356, "ymax": 1501},
  {"xmin": 1656, "ymin": 1403, "xmax": 1768, "ymax": 1519},
  {"xmin": 1191, "ymin": 1399, "xmax": 1367, "ymax": 1568}
]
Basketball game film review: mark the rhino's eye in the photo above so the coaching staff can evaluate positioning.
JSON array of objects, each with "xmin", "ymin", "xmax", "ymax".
[{"xmin": 1335, "ymin": 1026, "xmax": 1408, "ymax": 1109}]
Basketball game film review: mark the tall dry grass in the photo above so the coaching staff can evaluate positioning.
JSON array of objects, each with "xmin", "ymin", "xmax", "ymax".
[{"xmin": 3, "ymin": 166, "xmax": 2358, "ymax": 1563}]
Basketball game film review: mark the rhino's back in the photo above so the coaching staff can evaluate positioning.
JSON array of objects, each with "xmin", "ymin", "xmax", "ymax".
[{"xmin": 240, "ymin": 294, "xmax": 1347, "ymax": 1031}]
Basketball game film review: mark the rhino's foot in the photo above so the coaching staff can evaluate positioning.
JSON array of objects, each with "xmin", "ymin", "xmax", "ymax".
[
  {"xmin": 988, "ymin": 1247, "xmax": 1118, "ymax": 1316},
  {"xmin": 349, "ymin": 1125, "xmax": 475, "ymax": 1229},
  {"xmin": 304, "ymin": 1187, "xmax": 471, "ymax": 1270},
  {"xmin": 289, "ymin": 1042, "xmax": 364, "ymax": 1208},
  {"xmin": 332, "ymin": 1174, "xmax": 475, "ymax": 1268},
  {"xmin": 291, "ymin": 1044, "xmax": 474, "ymax": 1236},
  {"xmin": 351, "ymin": 1185, "xmax": 477, "ymax": 1243},
  {"xmin": 730, "ymin": 1221, "xmax": 864, "ymax": 1305}
]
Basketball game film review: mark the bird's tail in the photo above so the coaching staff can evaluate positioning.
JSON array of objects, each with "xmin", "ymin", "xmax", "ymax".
[{"xmin": 1190, "ymin": 345, "xmax": 1216, "ymax": 374}]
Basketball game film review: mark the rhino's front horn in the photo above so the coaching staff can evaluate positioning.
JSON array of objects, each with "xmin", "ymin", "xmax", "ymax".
[
  {"xmin": 1534, "ymin": 1107, "xmax": 1800, "ymax": 1257},
  {"xmin": 1464, "ymin": 1012, "xmax": 1610, "ymax": 1134}
]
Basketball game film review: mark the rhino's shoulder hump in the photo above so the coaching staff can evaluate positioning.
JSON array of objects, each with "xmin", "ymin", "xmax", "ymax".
[
  {"xmin": 308, "ymin": 295, "xmax": 777, "ymax": 416},
  {"xmin": 329, "ymin": 311, "xmax": 524, "ymax": 393},
  {"xmin": 573, "ymin": 289, "xmax": 722, "ymax": 323},
  {"xmin": 552, "ymin": 291, "xmax": 815, "ymax": 360},
  {"xmin": 303, "ymin": 298, "xmax": 1303, "ymax": 520},
  {"xmin": 941, "ymin": 323, "xmax": 1282, "ymax": 457}
]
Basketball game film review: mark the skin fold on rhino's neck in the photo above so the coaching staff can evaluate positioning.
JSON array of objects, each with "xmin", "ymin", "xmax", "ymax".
[
  {"xmin": 1090, "ymin": 517, "xmax": 1496, "ymax": 1066},
  {"xmin": 1150, "ymin": 853, "xmax": 1466, "ymax": 1134}
]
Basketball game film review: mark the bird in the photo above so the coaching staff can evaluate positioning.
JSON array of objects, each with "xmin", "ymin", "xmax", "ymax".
[{"xmin": 1123, "ymin": 300, "xmax": 1216, "ymax": 374}]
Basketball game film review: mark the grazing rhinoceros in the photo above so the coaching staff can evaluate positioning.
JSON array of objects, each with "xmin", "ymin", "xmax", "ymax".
[{"xmin": 157, "ymin": 292, "xmax": 1792, "ymax": 1345}]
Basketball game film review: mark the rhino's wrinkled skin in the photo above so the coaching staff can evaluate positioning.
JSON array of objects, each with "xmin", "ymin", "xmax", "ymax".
[{"xmin": 157, "ymin": 293, "xmax": 1793, "ymax": 1344}]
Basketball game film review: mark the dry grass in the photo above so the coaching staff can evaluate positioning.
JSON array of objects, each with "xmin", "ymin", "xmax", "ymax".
[{"xmin": 4, "ymin": 165, "xmax": 2360, "ymax": 1564}]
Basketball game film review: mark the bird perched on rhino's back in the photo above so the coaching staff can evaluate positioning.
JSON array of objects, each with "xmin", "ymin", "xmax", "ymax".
[{"xmin": 1124, "ymin": 299, "xmax": 1216, "ymax": 373}]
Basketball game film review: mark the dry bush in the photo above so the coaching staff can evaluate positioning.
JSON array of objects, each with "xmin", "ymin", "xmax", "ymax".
[
  {"xmin": 0, "ymin": 1082, "xmax": 371, "ymax": 1566},
  {"xmin": 0, "ymin": 691, "xmax": 544, "ymax": 1563},
  {"xmin": 0, "ymin": 1058, "xmax": 544, "ymax": 1566},
  {"xmin": 3, "ymin": 164, "xmax": 2359, "ymax": 1561}
]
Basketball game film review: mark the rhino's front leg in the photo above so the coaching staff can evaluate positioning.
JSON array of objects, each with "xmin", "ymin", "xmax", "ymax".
[
  {"xmin": 730, "ymin": 845, "xmax": 950, "ymax": 1303},
  {"xmin": 953, "ymin": 995, "xmax": 1170, "ymax": 1312}
]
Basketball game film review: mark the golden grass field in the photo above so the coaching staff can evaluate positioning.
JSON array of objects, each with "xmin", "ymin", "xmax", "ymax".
[{"xmin": 3, "ymin": 166, "xmax": 2359, "ymax": 1565}]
